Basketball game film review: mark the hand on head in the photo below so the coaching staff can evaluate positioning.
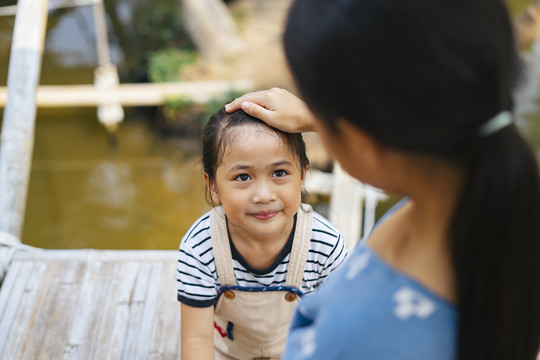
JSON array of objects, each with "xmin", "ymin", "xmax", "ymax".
[{"xmin": 225, "ymin": 88, "xmax": 317, "ymax": 133}]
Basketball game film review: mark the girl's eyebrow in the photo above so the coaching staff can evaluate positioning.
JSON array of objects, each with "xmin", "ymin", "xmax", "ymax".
[
  {"xmin": 272, "ymin": 160, "xmax": 293, "ymax": 167},
  {"xmin": 228, "ymin": 160, "xmax": 293, "ymax": 172},
  {"xmin": 229, "ymin": 164, "xmax": 252, "ymax": 171}
]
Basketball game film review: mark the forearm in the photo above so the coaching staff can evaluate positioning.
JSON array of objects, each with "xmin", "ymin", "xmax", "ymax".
[
  {"xmin": 181, "ymin": 303, "xmax": 216, "ymax": 360},
  {"xmin": 181, "ymin": 337, "xmax": 215, "ymax": 360}
]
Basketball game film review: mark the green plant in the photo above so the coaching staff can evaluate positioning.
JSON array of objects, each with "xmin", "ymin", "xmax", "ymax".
[
  {"xmin": 163, "ymin": 96, "xmax": 194, "ymax": 121},
  {"xmin": 147, "ymin": 49, "xmax": 197, "ymax": 83}
]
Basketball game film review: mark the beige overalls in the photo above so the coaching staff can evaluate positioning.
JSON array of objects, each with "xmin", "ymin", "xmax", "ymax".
[{"xmin": 210, "ymin": 205, "xmax": 313, "ymax": 360}]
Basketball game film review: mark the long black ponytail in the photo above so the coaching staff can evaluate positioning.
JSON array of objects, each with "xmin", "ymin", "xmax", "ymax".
[
  {"xmin": 450, "ymin": 126, "xmax": 540, "ymax": 359},
  {"xmin": 283, "ymin": 0, "xmax": 540, "ymax": 358}
]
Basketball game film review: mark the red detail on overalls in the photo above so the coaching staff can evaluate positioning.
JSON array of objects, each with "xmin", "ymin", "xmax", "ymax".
[{"xmin": 214, "ymin": 322, "xmax": 227, "ymax": 338}]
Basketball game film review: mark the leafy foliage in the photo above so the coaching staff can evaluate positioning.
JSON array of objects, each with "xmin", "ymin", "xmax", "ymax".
[{"xmin": 147, "ymin": 49, "xmax": 197, "ymax": 83}]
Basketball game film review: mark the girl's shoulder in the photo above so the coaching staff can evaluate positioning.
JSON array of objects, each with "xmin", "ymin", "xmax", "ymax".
[
  {"xmin": 308, "ymin": 208, "xmax": 348, "ymax": 266},
  {"xmin": 311, "ymin": 210, "xmax": 342, "ymax": 240},
  {"xmin": 346, "ymin": 243, "xmax": 456, "ymax": 311},
  {"xmin": 289, "ymin": 243, "xmax": 457, "ymax": 359},
  {"xmin": 180, "ymin": 210, "xmax": 212, "ymax": 248}
]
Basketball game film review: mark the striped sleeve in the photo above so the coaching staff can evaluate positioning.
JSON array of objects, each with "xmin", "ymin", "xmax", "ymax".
[
  {"xmin": 177, "ymin": 212, "xmax": 219, "ymax": 308},
  {"xmin": 302, "ymin": 212, "xmax": 349, "ymax": 294}
]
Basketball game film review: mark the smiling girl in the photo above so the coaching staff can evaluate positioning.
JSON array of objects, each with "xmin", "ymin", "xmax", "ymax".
[{"xmin": 177, "ymin": 108, "xmax": 348, "ymax": 360}]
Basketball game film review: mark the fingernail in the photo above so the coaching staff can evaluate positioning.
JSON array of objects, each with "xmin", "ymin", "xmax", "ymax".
[
  {"xmin": 224, "ymin": 104, "xmax": 230, "ymax": 110},
  {"xmin": 241, "ymin": 102, "xmax": 249, "ymax": 110}
]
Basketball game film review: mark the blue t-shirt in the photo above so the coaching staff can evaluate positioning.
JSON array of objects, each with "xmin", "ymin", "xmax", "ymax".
[{"xmin": 282, "ymin": 207, "xmax": 457, "ymax": 359}]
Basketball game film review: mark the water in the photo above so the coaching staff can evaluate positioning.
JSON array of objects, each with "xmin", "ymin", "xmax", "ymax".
[
  {"xmin": 21, "ymin": 108, "xmax": 209, "ymax": 250},
  {"xmin": 0, "ymin": 105, "xmax": 210, "ymax": 249},
  {"xmin": 0, "ymin": 1, "xmax": 539, "ymax": 249}
]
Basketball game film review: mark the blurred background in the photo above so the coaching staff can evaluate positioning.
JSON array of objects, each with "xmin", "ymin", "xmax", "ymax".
[{"xmin": 0, "ymin": 0, "xmax": 538, "ymax": 250}]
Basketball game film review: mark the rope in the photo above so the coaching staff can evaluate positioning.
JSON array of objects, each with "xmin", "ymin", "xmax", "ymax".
[
  {"xmin": 0, "ymin": 231, "xmax": 41, "ymax": 252},
  {"xmin": 0, "ymin": 231, "xmax": 42, "ymax": 282}
]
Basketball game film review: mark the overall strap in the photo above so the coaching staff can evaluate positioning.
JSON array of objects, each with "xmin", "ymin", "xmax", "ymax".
[
  {"xmin": 285, "ymin": 204, "xmax": 313, "ymax": 289},
  {"xmin": 210, "ymin": 206, "xmax": 236, "ymax": 286}
]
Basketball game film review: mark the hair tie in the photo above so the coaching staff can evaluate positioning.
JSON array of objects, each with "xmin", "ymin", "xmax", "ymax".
[{"xmin": 477, "ymin": 111, "xmax": 512, "ymax": 137}]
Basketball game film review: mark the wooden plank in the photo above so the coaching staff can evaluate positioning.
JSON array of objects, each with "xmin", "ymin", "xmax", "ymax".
[
  {"xmin": 0, "ymin": 259, "xmax": 23, "ymax": 320},
  {"xmin": 38, "ymin": 261, "xmax": 86, "ymax": 359},
  {"xmin": 63, "ymin": 259, "xmax": 101, "ymax": 359},
  {"xmin": 14, "ymin": 261, "xmax": 57, "ymax": 359},
  {"xmin": 88, "ymin": 250, "xmax": 177, "ymax": 262},
  {"xmin": 14, "ymin": 249, "xmax": 176, "ymax": 262},
  {"xmin": 1, "ymin": 261, "xmax": 47, "ymax": 359},
  {"xmin": 149, "ymin": 262, "xmax": 181, "ymax": 360},
  {"xmin": 20, "ymin": 260, "xmax": 66, "ymax": 359},
  {"xmin": 92, "ymin": 262, "xmax": 131, "ymax": 359},
  {"xmin": 0, "ymin": 80, "xmax": 253, "ymax": 108},
  {"xmin": 121, "ymin": 262, "xmax": 152, "ymax": 360},
  {"xmin": 84, "ymin": 262, "xmax": 117, "ymax": 360},
  {"xmin": 0, "ymin": 252, "xmax": 182, "ymax": 359},
  {"xmin": 0, "ymin": 261, "xmax": 37, "ymax": 356},
  {"xmin": 106, "ymin": 261, "xmax": 139, "ymax": 360},
  {"xmin": 135, "ymin": 262, "xmax": 163, "ymax": 359}
]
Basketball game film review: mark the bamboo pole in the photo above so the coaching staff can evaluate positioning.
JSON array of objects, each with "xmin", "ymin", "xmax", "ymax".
[
  {"xmin": 0, "ymin": 0, "xmax": 49, "ymax": 240},
  {"xmin": 92, "ymin": 0, "xmax": 110, "ymax": 68},
  {"xmin": 0, "ymin": 0, "xmax": 101, "ymax": 17},
  {"xmin": 0, "ymin": 80, "xmax": 254, "ymax": 108},
  {"xmin": 329, "ymin": 163, "xmax": 364, "ymax": 249},
  {"xmin": 92, "ymin": 0, "xmax": 123, "ymax": 130}
]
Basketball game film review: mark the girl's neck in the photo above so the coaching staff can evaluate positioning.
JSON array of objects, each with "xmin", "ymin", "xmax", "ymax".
[
  {"xmin": 227, "ymin": 217, "xmax": 295, "ymax": 270},
  {"xmin": 367, "ymin": 154, "xmax": 464, "ymax": 302}
]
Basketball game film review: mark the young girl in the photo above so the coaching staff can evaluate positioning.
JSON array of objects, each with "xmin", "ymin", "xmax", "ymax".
[
  {"xmin": 177, "ymin": 108, "xmax": 348, "ymax": 360},
  {"xmin": 225, "ymin": 0, "xmax": 540, "ymax": 358}
]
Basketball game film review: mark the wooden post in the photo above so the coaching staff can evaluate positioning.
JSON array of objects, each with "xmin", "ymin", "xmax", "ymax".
[
  {"xmin": 182, "ymin": 0, "xmax": 244, "ymax": 63},
  {"xmin": 92, "ymin": 0, "xmax": 123, "ymax": 131},
  {"xmin": 329, "ymin": 162, "xmax": 364, "ymax": 249},
  {"xmin": 0, "ymin": 0, "xmax": 49, "ymax": 240},
  {"xmin": 92, "ymin": 0, "xmax": 110, "ymax": 68}
]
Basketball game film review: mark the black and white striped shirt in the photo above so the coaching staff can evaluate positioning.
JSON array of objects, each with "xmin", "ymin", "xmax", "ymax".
[{"xmin": 177, "ymin": 210, "xmax": 348, "ymax": 308}]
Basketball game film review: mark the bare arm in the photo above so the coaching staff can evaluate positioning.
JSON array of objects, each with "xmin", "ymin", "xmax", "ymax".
[
  {"xmin": 225, "ymin": 88, "xmax": 317, "ymax": 133},
  {"xmin": 181, "ymin": 303, "xmax": 215, "ymax": 360}
]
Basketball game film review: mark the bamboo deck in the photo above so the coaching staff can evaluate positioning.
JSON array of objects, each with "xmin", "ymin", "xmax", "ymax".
[{"xmin": 0, "ymin": 249, "xmax": 181, "ymax": 359}]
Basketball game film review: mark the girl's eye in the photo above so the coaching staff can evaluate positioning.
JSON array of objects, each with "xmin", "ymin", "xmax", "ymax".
[
  {"xmin": 273, "ymin": 169, "xmax": 288, "ymax": 177},
  {"xmin": 235, "ymin": 174, "xmax": 251, "ymax": 182}
]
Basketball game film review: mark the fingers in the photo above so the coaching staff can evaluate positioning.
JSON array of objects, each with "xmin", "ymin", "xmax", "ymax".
[
  {"xmin": 240, "ymin": 102, "xmax": 277, "ymax": 125},
  {"xmin": 223, "ymin": 88, "xmax": 316, "ymax": 133},
  {"xmin": 225, "ymin": 90, "xmax": 274, "ymax": 113}
]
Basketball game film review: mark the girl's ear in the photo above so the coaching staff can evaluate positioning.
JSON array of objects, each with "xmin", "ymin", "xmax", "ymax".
[
  {"xmin": 332, "ymin": 119, "xmax": 384, "ymax": 182},
  {"xmin": 204, "ymin": 173, "xmax": 221, "ymax": 205},
  {"xmin": 300, "ymin": 165, "xmax": 308, "ymax": 182}
]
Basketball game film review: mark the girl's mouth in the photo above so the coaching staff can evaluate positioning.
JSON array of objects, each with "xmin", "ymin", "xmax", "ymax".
[{"xmin": 251, "ymin": 211, "xmax": 278, "ymax": 221}]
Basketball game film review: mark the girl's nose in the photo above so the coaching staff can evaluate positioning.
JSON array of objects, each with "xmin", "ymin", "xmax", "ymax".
[{"xmin": 252, "ymin": 180, "xmax": 277, "ymax": 203}]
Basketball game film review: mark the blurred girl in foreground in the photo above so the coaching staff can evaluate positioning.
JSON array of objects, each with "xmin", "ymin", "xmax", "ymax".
[{"xmin": 226, "ymin": 0, "xmax": 540, "ymax": 358}]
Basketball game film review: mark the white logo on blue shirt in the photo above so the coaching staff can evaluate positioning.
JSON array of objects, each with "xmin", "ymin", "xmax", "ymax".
[
  {"xmin": 393, "ymin": 286, "xmax": 436, "ymax": 320},
  {"xmin": 299, "ymin": 328, "xmax": 317, "ymax": 358},
  {"xmin": 346, "ymin": 252, "xmax": 370, "ymax": 280}
]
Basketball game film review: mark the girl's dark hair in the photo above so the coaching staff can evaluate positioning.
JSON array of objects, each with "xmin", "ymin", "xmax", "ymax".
[
  {"xmin": 202, "ymin": 107, "xmax": 309, "ymax": 197},
  {"xmin": 284, "ymin": 0, "xmax": 540, "ymax": 359}
]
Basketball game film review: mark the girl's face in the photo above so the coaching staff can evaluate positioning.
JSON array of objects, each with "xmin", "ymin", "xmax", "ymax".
[{"xmin": 207, "ymin": 125, "xmax": 305, "ymax": 242}]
